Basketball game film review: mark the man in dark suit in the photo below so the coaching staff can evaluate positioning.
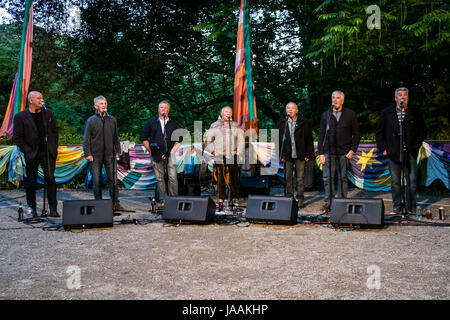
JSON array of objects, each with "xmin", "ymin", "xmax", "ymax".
[
  {"xmin": 376, "ymin": 87, "xmax": 426, "ymax": 215},
  {"xmin": 13, "ymin": 91, "xmax": 59, "ymax": 217},
  {"xmin": 140, "ymin": 101, "xmax": 182, "ymax": 207},
  {"xmin": 318, "ymin": 90, "xmax": 360, "ymax": 211},
  {"xmin": 277, "ymin": 102, "xmax": 314, "ymax": 207}
]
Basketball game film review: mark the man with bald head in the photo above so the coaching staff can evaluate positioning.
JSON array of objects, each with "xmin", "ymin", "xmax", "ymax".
[
  {"xmin": 205, "ymin": 106, "xmax": 244, "ymax": 205},
  {"xmin": 277, "ymin": 102, "xmax": 314, "ymax": 207},
  {"xmin": 13, "ymin": 91, "xmax": 59, "ymax": 217}
]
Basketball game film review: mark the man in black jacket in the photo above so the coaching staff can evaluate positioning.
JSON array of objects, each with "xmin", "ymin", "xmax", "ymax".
[
  {"xmin": 83, "ymin": 96, "xmax": 123, "ymax": 213},
  {"xmin": 140, "ymin": 101, "xmax": 182, "ymax": 206},
  {"xmin": 13, "ymin": 91, "xmax": 60, "ymax": 217},
  {"xmin": 277, "ymin": 102, "xmax": 314, "ymax": 207},
  {"xmin": 318, "ymin": 91, "xmax": 360, "ymax": 211},
  {"xmin": 376, "ymin": 87, "xmax": 426, "ymax": 215}
]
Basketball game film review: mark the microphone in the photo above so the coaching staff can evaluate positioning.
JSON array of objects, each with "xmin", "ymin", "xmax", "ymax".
[
  {"xmin": 104, "ymin": 109, "xmax": 110, "ymax": 117},
  {"xmin": 162, "ymin": 112, "xmax": 166, "ymax": 118},
  {"xmin": 41, "ymin": 102, "xmax": 47, "ymax": 110},
  {"xmin": 331, "ymin": 104, "xmax": 336, "ymax": 111},
  {"xmin": 227, "ymin": 115, "xmax": 231, "ymax": 120},
  {"xmin": 400, "ymin": 99, "xmax": 404, "ymax": 107}
]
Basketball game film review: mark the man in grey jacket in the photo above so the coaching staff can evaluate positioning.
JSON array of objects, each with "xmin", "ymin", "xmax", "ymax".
[
  {"xmin": 205, "ymin": 106, "xmax": 245, "ymax": 205},
  {"xmin": 83, "ymin": 96, "xmax": 123, "ymax": 213}
]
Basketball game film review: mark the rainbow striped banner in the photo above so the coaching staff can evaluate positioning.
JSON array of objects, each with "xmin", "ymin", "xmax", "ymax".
[
  {"xmin": 0, "ymin": 0, "xmax": 34, "ymax": 139},
  {"xmin": 233, "ymin": 0, "xmax": 258, "ymax": 134}
]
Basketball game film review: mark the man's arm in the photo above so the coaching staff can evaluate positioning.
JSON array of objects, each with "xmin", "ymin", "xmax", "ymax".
[
  {"xmin": 113, "ymin": 117, "xmax": 121, "ymax": 159},
  {"xmin": 170, "ymin": 142, "xmax": 180, "ymax": 154},
  {"xmin": 83, "ymin": 119, "xmax": 93, "ymax": 161},
  {"xmin": 140, "ymin": 120, "xmax": 152, "ymax": 155},
  {"xmin": 204, "ymin": 126, "xmax": 217, "ymax": 156},
  {"xmin": 235, "ymin": 127, "xmax": 245, "ymax": 157},
  {"xmin": 347, "ymin": 111, "xmax": 360, "ymax": 159},
  {"xmin": 49, "ymin": 111, "xmax": 59, "ymax": 145},
  {"xmin": 13, "ymin": 114, "xmax": 25, "ymax": 152},
  {"xmin": 375, "ymin": 110, "xmax": 387, "ymax": 156},
  {"xmin": 317, "ymin": 113, "xmax": 327, "ymax": 164},
  {"xmin": 142, "ymin": 140, "xmax": 151, "ymax": 155},
  {"xmin": 305, "ymin": 119, "xmax": 315, "ymax": 161}
]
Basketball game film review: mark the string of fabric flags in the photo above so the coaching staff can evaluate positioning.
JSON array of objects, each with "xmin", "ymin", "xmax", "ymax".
[{"xmin": 0, "ymin": 142, "xmax": 448, "ymax": 191}]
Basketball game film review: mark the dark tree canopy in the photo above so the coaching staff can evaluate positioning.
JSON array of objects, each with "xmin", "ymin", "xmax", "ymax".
[{"xmin": 0, "ymin": 0, "xmax": 449, "ymax": 144}]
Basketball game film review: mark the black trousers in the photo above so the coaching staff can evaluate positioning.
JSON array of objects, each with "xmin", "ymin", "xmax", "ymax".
[{"xmin": 25, "ymin": 151, "xmax": 57, "ymax": 211}]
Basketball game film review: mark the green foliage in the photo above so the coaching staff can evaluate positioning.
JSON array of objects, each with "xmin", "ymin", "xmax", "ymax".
[
  {"xmin": 0, "ymin": 0, "xmax": 448, "ymax": 142},
  {"xmin": 56, "ymin": 120, "xmax": 84, "ymax": 145},
  {"xmin": 0, "ymin": 23, "xmax": 21, "ymax": 120},
  {"xmin": 299, "ymin": 0, "xmax": 449, "ymax": 139},
  {"xmin": 118, "ymin": 132, "xmax": 140, "ymax": 144}
]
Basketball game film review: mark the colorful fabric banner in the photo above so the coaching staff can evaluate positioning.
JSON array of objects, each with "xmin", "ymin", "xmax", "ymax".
[
  {"xmin": 419, "ymin": 141, "xmax": 450, "ymax": 189},
  {"xmin": 0, "ymin": 146, "xmax": 14, "ymax": 175},
  {"xmin": 37, "ymin": 146, "xmax": 89, "ymax": 184},
  {"xmin": 233, "ymin": 0, "xmax": 258, "ymax": 134},
  {"xmin": 347, "ymin": 143, "xmax": 391, "ymax": 191},
  {"xmin": 0, "ymin": 0, "xmax": 33, "ymax": 138},
  {"xmin": 116, "ymin": 146, "xmax": 157, "ymax": 190},
  {"xmin": 1, "ymin": 142, "xmax": 449, "ymax": 191}
]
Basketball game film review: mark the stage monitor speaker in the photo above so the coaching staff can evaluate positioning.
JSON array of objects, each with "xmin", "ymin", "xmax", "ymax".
[
  {"xmin": 245, "ymin": 195, "xmax": 298, "ymax": 225},
  {"xmin": 240, "ymin": 176, "xmax": 270, "ymax": 196},
  {"xmin": 330, "ymin": 198, "xmax": 384, "ymax": 229},
  {"xmin": 63, "ymin": 199, "xmax": 113, "ymax": 230},
  {"xmin": 162, "ymin": 196, "xmax": 216, "ymax": 224}
]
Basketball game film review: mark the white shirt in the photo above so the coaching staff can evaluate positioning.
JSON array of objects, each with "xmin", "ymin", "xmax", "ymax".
[{"xmin": 159, "ymin": 118, "xmax": 169, "ymax": 134}]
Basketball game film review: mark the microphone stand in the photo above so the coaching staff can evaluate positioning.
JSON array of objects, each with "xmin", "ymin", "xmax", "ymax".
[
  {"xmin": 227, "ymin": 117, "xmax": 233, "ymax": 207},
  {"xmin": 280, "ymin": 116, "xmax": 289, "ymax": 196},
  {"xmin": 41, "ymin": 106, "xmax": 51, "ymax": 217},
  {"xmin": 111, "ymin": 111, "xmax": 118, "ymax": 210},
  {"xmin": 323, "ymin": 108, "xmax": 334, "ymax": 211},
  {"xmin": 399, "ymin": 103, "xmax": 407, "ymax": 216},
  {"xmin": 162, "ymin": 114, "xmax": 169, "ymax": 196}
]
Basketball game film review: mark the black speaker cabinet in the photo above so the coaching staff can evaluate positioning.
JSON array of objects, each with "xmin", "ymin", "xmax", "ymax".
[
  {"xmin": 330, "ymin": 198, "xmax": 384, "ymax": 229},
  {"xmin": 246, "ymin": 195, "xmax": 298, "ymax": 225},
  {"xmin": 240, "ymin": 176, "xmax": 270, "ymax": 196},
  {"xmin": 62, "ymin": 199, "xmax": 113, "ymax": 230},
  {"xmin": 162, "ymin": 196, "xmax": 216, "ymax": 224}
]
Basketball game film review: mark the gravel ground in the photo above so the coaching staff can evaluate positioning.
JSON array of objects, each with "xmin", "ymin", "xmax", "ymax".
[{"xmin": 0, "ymin": 186, "xmax": 449, "ymax": 300}]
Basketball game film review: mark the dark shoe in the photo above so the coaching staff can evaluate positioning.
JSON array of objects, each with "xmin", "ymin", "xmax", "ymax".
[
  {"xmin": 297, "ymin": 200, "xmax": 305, "ymax": 208},
  {"xmin": 113, "ymin": 203, "xmax": 125, "ymax": 212},
  {"xmin": 388, "ymin": 208, "xmax": 402, "ymax": 215},
  {"xmin": 113, "ymin": 211, "xmax": 121, "ymax": 216},
  {"xmin": 322, "ymin": 202, "xmax": 331, "ymax": 212},
  {"xmin": 40, "ymin": 211, "xmax": 48, "ymax": 218},
  {"xmin": 50, "ymin": 210, "xmax": 60, "ymax": 218}
]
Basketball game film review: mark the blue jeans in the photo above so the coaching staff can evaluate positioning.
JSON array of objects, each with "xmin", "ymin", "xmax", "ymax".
[
  {"xmin": 388, "ymin": 154, "xmax": 418, "ymax": 212},
  {"xmin": 91, "ymin": 154, "xmax": 119, "ymax": 204},
  {"xmin": 153, "ymin": 155, "xmax": 178, "ymax": 200},
  {"xmin": 323, "ymin": 154, "xmax": 348, "ymax": 203}
]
